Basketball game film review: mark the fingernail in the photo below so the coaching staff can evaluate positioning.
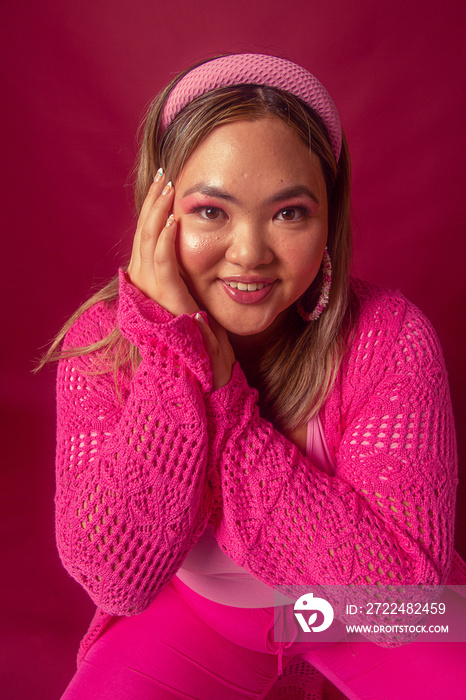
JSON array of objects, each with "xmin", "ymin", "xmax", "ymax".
[
  {"xmin": 162, "ymin": 181, "xmax": 172, "ymax": 195},
  {"xmin": 165, "ymin": 214, "xmax": 175, "ymax": 227},
  {"xmin": 195, "ymin": 312, "xmax": 204, "ymax": 323},
  {"xmin": 154, "ymin": 167, "xmax": 163, "ymax": 182}
]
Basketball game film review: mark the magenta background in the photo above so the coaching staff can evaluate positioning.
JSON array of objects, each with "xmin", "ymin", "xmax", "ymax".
[{"xmin": 1, "ymin": 1, "xmax": 465, "ymax": 698}]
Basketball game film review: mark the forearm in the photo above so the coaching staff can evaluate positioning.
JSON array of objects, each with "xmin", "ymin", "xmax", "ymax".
[
  {"xmin": 56, "ymin": 365, "xmax": 210, "ymax": 614},
  {"xmin": 208, "ymin": 362, "xmax": 455, "ymax": 590},
  {"xmin": 55, "ymin": 275, "xmax": 214, "ymax": 614}
]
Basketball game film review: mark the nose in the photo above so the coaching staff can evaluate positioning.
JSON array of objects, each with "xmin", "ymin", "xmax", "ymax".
[{"xmin": 224, "ymin": 219, "xmax": 274, "ymax": 268}]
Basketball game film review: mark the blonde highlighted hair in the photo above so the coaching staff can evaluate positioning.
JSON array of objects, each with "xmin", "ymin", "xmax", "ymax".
[{"xmin": 38, "ymin": 57, "xmax": 354, "ymax": 431}]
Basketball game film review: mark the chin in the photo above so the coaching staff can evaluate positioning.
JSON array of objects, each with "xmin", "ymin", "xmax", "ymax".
[
  {"xmin": 218, "ymin": 314, "xmax": 281, "ymax": 338},
  {"xmin": 227, "ymin": 326, "xmax": 266, "ymax": 337}
]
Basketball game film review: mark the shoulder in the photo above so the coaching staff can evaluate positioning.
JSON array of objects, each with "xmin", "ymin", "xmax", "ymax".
[
  {"xmin": 321, "ymin": 279, "xmax": 453, "ymax": 458},
  {"xmin": 63, "ymin": 298, "xmax": 118, "ymax": 349},
  {"xmin": 350, "ymin": 277, "xmax": 409, "ymax": 328},
  {"xmin": 348, "ymin": 277, "xmax": 444, "ymax": 357},
  {"xmin": 57, "ymin": 297, "xmax": 123, "ymax": 415},
  {"xmin": 342, "ymin": 277, "xmax": 447, "ymax": 383}
]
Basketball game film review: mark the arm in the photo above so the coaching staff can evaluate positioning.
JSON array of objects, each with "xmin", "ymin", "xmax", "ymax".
[
  {"xmin": 206, "ymin": 290, "xmax": 457, "ymax": 590},
  {"xmin": 55, "ymin": 272, "xmax": 214, "ymax": 615}
]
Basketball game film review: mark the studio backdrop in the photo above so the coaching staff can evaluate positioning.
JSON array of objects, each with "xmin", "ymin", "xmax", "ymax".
[{"xmin": 1, "ymin": 1, "xmax": 465, "ymax": 698}]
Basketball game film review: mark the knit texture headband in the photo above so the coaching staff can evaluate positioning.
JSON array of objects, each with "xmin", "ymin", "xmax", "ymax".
[{"xmin": 160, "ymin": 53, "xmax": 342, "ymax": 161}]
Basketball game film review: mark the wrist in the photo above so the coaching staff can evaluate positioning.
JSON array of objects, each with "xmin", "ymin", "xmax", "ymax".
[
  {"xmin": 118, "ymin": 269, "xmax": 212, "ymax": 392},
  {"xmin": 206, "ymin": 362, "xmax": 258, "ymax": 457}
]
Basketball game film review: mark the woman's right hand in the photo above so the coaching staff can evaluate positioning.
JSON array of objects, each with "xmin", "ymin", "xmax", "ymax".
[{"xmin": 126, "ymin": 170, "xmax": 199, "ymax": 317}]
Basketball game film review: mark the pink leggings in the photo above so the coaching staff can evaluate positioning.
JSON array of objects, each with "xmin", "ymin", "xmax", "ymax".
[{"xmin": 61, "ymin": 577, "xmax": 466, "ymax": 700}]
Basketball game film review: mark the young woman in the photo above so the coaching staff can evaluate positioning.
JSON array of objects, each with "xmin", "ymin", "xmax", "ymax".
[{"xmin": 44, "ymin": 54, "xmax": 465, "ymax": 699}]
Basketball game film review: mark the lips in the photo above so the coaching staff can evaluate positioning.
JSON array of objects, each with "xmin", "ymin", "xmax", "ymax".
[
  {"xmin": 224, "ymin": 280, "xmax": 267, "ymax": 292},
  {"xmin": 219, "ymin": 277, "xmax": 276, "ymax": 304}
]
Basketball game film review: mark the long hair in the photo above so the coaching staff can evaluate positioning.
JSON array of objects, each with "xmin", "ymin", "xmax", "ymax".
[{"xmin": 37, "ymin": 59, "xmax": 354, "ymax": 431}]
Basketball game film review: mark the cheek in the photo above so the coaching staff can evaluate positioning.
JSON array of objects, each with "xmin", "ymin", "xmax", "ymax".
[
  {"xmin": 284, "ymin": 238, "xmax": 327, "ymax": 290},
  {"xmin": 176, "ymin": 225, "xmax": 221, "ymax": 277},
  {"xmin": 295, "ymin": 256, "xmax": 321, "ymax": 284},
  {"xmin": 284, "ymin": 238, "xmax": 325, "ymax": 272}
]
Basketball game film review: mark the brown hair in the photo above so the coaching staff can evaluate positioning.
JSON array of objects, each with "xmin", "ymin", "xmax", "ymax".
[{"xmin": 37, "ymin": 60, "xmax": 353, "ymax": 430}]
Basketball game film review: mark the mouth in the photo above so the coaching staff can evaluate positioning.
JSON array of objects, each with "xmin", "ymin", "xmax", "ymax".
[
  {"xmin": 224, "ymin": 280, "xmax": 268, "ymax": 292},
  {"xmin": 219, "ymin": 278, "xmax": 276, "ymax": 304}
]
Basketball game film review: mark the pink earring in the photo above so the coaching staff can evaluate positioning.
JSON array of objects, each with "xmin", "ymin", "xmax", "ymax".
[{"xmin": 297, "ymin": 247, "xmax": 332, "ymax": 322}]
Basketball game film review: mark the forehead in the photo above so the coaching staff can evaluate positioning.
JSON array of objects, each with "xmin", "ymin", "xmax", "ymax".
[{"xmin": 177, "ymin": 116, "xmax": 325, "ymax": 196}]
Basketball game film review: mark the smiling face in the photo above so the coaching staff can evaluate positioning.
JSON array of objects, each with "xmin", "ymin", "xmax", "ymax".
[{"xmin": 173, "ymin": 116, "xmax": 328, "ymax": 338}]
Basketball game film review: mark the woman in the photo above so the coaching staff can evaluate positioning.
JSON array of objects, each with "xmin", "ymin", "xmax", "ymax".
[{"xmin": 44, "ymin": 54, "xmax": 464, "ymax": 699}]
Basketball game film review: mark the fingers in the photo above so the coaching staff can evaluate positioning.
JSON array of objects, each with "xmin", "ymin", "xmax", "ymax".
[
  {"xmin": 126, "ymin": 172, "xmax": 199, "ymax": 316},
  {"xmin": 153, "ymin": 213, "xmax": 181, "ymax": 281},
  {"xmin": 138, "ymin": 180, "xmax": 175, "ymax": 266},
  {"xmin": 208, "ymin": 316, "xmax": 236, "ymax": 368},
  {"xmin": 137, "ymin": 167, "xmax": 165, "ymax": 229},
  {"xmin": 153, "ymin": 213, "xmax": 176, "ymax": 265},
  {"xmin": 195, "ymin": 314, "xmax": 235, "ymax": 390},
  {"xmin": 130, "ymin": 170, "xmax": 167, "ymax": 263},
  {"xmin": 195, "ymin": 313, "xmax": 221, "ymax": 357},
  {"xmin": 127, "ymin": 170, "xmax": 174, "ymax": 290}
]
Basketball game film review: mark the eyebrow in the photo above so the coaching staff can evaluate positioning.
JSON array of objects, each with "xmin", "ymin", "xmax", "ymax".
[
  {"xmin": 181, "ymin": 183, "xmax": 239, "ymax": 203},
  {"xmin": 180, "ymin": 183, "xmax": 320, "ymax": 205},
  {"xmin": 268, "ymin": 185, "xmax": 320, "ymax": 205}
]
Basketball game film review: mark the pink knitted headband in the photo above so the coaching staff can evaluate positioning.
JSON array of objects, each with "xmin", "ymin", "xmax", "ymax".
[{"xmin": 160, "ymin": 54, "xmax": 342, "ymax": 161}]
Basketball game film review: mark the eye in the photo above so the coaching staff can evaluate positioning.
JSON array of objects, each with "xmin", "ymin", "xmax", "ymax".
[
  {"xmin": 276, "ymin": 207, "xmax": 307, "ymax": 221},
  {"xmin": 196, "ymin": 206, "xmax": 223, "ymax": 220}
]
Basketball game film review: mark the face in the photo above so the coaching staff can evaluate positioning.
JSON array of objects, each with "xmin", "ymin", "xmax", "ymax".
[{"xmin": 173, "ymin": 116, "xmax": 328, "ymax": 338}]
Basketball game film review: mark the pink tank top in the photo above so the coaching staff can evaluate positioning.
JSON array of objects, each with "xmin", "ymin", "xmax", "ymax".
[{"xmin": 175, "ymin": 415, "xmax": 335, "ymax": 607}]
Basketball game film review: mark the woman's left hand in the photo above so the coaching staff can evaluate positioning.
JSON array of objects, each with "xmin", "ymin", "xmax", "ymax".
[{"xmin": 195, "ymin": 314, "xmax": 236, "ymax": 390}]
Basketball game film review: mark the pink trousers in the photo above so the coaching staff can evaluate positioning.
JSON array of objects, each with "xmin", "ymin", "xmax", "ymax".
[{"xmin": 61, "ymin": 576, "xmax": 466, "ymax": 700}]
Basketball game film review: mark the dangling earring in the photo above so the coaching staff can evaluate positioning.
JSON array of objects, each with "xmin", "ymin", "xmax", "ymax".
[{"xmin": 297, "ymin": 247, "xmax": 332, "ymax": 322}]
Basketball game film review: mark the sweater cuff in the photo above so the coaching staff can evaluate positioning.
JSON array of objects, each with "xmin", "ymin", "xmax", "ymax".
[
  {"xmin": 206, "ymin": 362, "xmax": 258, "ymax": 448},
  {"xmin": 117, "ymin": 269, "xmax": 212, "ymax": 392}
]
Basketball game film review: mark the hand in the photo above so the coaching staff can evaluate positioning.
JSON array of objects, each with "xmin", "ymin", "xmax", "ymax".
[
  {"xmin": 195, "ymin": 314, "xmax": 236, "ymax": 390},
  {"xmin": 126, "ymin": 172, "xmax": 199, "ymax": 317}
]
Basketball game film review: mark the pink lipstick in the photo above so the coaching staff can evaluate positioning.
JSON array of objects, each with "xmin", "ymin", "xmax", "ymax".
[{"xmin": 219, "ymin": 277, "xmax": 276, "ymax": 304}]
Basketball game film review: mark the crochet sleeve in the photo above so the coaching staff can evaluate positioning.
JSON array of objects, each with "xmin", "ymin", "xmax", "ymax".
[
  {"xmin": 208, "ymin": 289, "xmax": 457, "ymax": 590},
  {"xmin": 55, "ymin": 271, "xmax": 214, "ymax": 615}
]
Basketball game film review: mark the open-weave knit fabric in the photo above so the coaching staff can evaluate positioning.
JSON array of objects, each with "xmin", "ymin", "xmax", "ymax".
[{"xmin": 54, "ymin": 270, "xmax": 458, "ymax": 669}]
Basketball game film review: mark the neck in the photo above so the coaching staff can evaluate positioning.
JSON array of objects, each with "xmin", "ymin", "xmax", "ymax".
[
  {"xmin": 227, "ymin": 308, "xmax": 293, "ymax": 388},
  {"xmin": 227, "ymin": 332, "xmax": 265, "ymax": 389}
]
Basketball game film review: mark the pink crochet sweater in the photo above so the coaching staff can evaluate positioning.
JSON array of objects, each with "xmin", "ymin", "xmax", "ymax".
[{"xmin": 55, "ymin": 271, "xmax": 459, "ymax": 663}]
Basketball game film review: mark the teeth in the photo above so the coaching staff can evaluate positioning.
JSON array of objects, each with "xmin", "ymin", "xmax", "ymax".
[{"xmin": 226, "ymin": 281, "xmax": 266, "ymax": 291}]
